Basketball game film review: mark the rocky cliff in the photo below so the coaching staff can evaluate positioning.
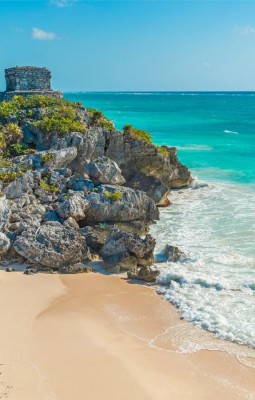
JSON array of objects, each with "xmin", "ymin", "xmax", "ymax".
[{"xmin": 0, "ymin": 95, "xmax": 191, "ymax": 276}]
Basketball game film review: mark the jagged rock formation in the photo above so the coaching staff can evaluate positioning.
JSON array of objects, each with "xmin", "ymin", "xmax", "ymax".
[
  {"xmin": 0, "ymin": 93, "xmax": 191, "ymax": 273},
  {"xmin": 127, "ymin": 266, "xmax": 160, "ymax": 282}
]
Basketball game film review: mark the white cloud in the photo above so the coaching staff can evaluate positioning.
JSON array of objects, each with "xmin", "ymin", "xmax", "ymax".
[
  {"xmin": 32, "ymin": 27, "xmax": 57, "ymax": 41},
  {"xmin": 235, "ymin": 25, "xmax": 255, "ymax": 36},
  {"xmin": 51, "ymin": 0, "xmax": 77, "ymax": 7}
]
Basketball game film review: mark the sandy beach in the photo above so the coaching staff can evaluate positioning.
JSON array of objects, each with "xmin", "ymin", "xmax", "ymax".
[{"xmin": 0, "ymin": 269, "xmax": 255, "ymax": 400}]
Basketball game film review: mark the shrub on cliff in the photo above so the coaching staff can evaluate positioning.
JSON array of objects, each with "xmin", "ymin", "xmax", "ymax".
[
  {"xmin": 9, "ymin": 143, "xmax": 36, "ymax": 157},
  {"xmin": 0, "ymin": 170, "xmax": 24, "ymax": 183},
  {"xmin": 39, "ymin": 178, "xmax": 59, "ymax": 193},
  {"xmin": 0, "ymin": 123, "xmax": 22, "ymax": 157},
  {"xmin": 88, "ymin": 108, "xmax": 114, "ymax": 131},
  {"xmin": 3, "ymin": 123, "xmax": 22, "ymax": 145},
  {"xmin": 104, "ymin": 190, "xmax": 123, "ymax": 202},
  {"xmin": 157, "ymin": 146, "xmax": 169, "ymax": 156},
  {"xmin": 123, "ymin": 124, "xmax": 152, "ymax": 145},
  {"xmin": 34, "ymin": 115, "xmax": 85, "ymax": 137}
]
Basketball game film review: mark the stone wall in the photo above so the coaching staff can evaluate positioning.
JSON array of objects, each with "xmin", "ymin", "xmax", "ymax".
[
  {"xmin": 0, "ymin": 66, "xmax": 62, "ymax": 101},
  {"xmin": 5, "ymin": 67, "xmax": 51, "ymax": 91}
]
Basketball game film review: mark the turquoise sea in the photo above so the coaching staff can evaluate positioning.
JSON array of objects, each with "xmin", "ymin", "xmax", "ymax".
[{"xmin": 65, "ymin": 92, "xmax": 255, "ymax": 354}]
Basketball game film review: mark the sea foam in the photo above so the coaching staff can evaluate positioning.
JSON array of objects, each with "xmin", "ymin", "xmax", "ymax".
[{"xmin": 151, "ymin": 180, "xmax": 255, "ymax": 350}]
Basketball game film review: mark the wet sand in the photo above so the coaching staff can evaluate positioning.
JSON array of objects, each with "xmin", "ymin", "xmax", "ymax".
[{"xmin": 0, "ymin": 270, "xmax": 254, "ymax": 399}]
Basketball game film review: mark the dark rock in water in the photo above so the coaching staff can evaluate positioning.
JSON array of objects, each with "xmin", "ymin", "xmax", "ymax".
[
  {"xmin": 99, "ymin": 228, "xmax": 156, "ymax": 272},
  {"xmin": 13, "ymin": 221, "xmax": 89, "ymax": 269},
  {"xmin": 59, "ymin": 263, "xmax": 92, "ymax": 274},
  {"xmin": 84, "ymin": 156, "xmax": 125, "ymax": 185},
  {"xmin": 5, "ymin": 267, "xmax": 15, "ymax": 272},
  {"xmin": 127, "ymin": 266, "xmax": 160, "ymax": 283},
  {"xmin": 163, "ymin": 244, "xmax": 184, "ymax": 262},
  {"xmin": 0, "ymin": 232, "xmax": 11, "ymax": 256}
]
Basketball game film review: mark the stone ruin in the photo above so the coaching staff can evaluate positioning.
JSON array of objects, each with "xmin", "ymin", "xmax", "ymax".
[{"xmin": 0, "ymin": 66, "xmax": 62, "ymax": 101}]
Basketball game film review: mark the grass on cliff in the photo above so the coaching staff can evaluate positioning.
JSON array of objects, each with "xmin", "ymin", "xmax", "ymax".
[
  {"xmin": 123, "ymin": 124, "xmax": 152, "ymax": 145},
  {"xmin": 104, "ymin": 190, "xmax": 123, "ymax": 202},
  {"xmin": 0, "ymin": 170, "xmax": 24, "ymax": 183},
  {"xmin": 87, "ymin": 109, "xmax": 114, "ymax": 131},
  {"xmin": 0, "ymin": 95, "xmax": 86, "ymax": 138},
  {"xmin": 0, "ymin": 95, "xmax": 82, "ymax": 120},
  {"xmin": 39, "ymin": 178, "xmax": 59, "ymax": 193}
]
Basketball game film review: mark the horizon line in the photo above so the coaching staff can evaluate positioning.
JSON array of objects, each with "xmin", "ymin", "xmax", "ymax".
[{"xmin": 63, "ymin": 90, "xmax": 255, "ymax": 93}]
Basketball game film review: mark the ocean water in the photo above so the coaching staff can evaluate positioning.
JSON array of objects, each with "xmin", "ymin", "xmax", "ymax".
[{"xmin": 65, "ymin": 92, "xmax": 255, "ymax": 350}]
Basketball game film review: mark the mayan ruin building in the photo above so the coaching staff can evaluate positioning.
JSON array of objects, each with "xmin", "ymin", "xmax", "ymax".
[{"xmin": 0, "ymin": 66, "xmax": 62, "ymax": 101}]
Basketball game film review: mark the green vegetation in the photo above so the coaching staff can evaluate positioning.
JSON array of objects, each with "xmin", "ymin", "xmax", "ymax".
[
  {"xmin": 0, "ymin": 98, "xmax": 20, "ymax": 119},
  {"xmin": 39, "ymin": 178, "xmax": 58, "ymax": 193},
  {"xmin": 0, "ymin": 170, "xmax": 23, "ymax": 183},
  {"xmin": 0, "ymin": 132, "xmax": 7, "ymax": 153},
  {"xmin": 0, "ymin": 95, "xmax": 82, "ymax": 119},
  {"xmin": 123, "ymin": 124, "xmax": 152, "ymax": 145},
  {"xmin": 157, "ymin": 146, "xmax": 169, "ymax": 156},
  {"xmin": 0, "ymin": 157, "xmax": 13, "ymax": 168},
  {"xmin": 41, "ymin": 153, "xmax": 55, "ymax": 164},
  {"xmin": 104, "ymin": 190, "xmax": 123, "ymax": 202},
  {"xmin": 34, "ymin": 116, "xmax": 85, "ymax": 137},
  {"xmin": 0, "ymin": 123, "xmax": 23, "ymax": 159},
  {"xmin": 9, "ymin": 143, "xmax": 36, "ymax": 157},
  {"xmin": 88, "ymin": 108, "xmax": 114, "ymax": 131},
  {"xmin": 63, "ymin": 193, "xmax": 71, "ymax": 201},
  {"xmin": 1, "ymin": 123, "xmax": 22, "ymax": 145},
  {"xmin": 0, "ymin": 95, "xmax": 86, "ymax": 138}
]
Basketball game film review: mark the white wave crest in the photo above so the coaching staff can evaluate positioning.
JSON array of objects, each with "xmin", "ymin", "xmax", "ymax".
[
  {"xmin": 224, "ymin": 129, "xmax": 239, "ymax": 134},
  {"xmin": 151, "ymin": 181, "xmax": 255, "ymax": 348}
]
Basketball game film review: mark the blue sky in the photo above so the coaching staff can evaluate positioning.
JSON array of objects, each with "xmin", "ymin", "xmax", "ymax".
[{"xmin": 1, "ymin": 1, "xmax": 255, "ymax": 91}]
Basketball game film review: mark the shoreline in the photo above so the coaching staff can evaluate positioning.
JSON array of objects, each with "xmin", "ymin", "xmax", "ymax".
[{"xmin": 1, "ymin": 269, "xmax": 255, "ymax": 399}]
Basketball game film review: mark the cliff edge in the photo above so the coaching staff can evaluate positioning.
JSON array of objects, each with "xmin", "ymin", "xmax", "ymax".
[{"xmin": 0, "ymin": 95, "xmax": 191, "ymax": 276}]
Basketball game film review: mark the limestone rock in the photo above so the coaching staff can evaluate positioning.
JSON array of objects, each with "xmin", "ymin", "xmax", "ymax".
[
  {"xmin": 68, "ymin": 177, "xmax": 94, "ymax": 193},
  {"xmin": 84, "ymin": 185, "xmax": 159, "ymax": 224},
  {"xmin": 127, "ymin": 173, "xmax": 170, "ymax": 206},
  {"xmin": 0, "ymin": 232, "xmax": 11, "ymax": 256},
  {"xmin": 59, "ymin": 263, "xmax": 92, "ymax": 274},
  {"xmin": 14, "ymin": 147, "xmax": 77, "ymax": 170},
  {"xmin": 4, "ymin": 170, "xmax": 35, "ymax": 199},
  {"xmin": 127, "ymin": 266, "xmax": 160, "ymax": 282},
  {"xmin": 80, "ymin": 226, "xmax": 104, "ymax": 253},
  {"xmin": 163, "ymin": 244, "xmax": 184, "ymax": 262},
  {"xmin": 84, "ymin": 157, "xmax": 125, "ymax": 185},
  {"xmin": 0, "ymin": 196, "xmax": 11, "ymax": 230},
  {"xmin": 13, "ymin": 221, "xmax": 89, "ymax": 269},
  {"xmin": 56, "ymin": 192, "xmax": 90, "ymax": 221},
  {"xmin": 99, "ymin": 228, "xmax": 156, "ymax": 271}
]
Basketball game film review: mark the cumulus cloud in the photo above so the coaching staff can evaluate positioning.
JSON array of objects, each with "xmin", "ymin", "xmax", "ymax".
[
  {"xmin": 51, "ymin": 0, "xmax": 77, "ymax": 7},
  {"xmin": 32, "ymin": 27, "xmax": 57, "ymax": 41},
  {"xmin": 235, "ymin": 25, "xmax": 255, "ymax": 36}
]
